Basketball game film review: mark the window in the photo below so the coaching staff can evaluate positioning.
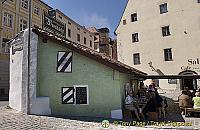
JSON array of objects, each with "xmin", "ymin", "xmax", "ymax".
[
  {"xmin": 21, "ymin": 0, "xmax": 28, "ymax": 9},
  {"xmin": 198, "ymin": 0, "xmax": 200, "ymax": 3},
  {"xmin": 160, "ymin": 3, "xmax": 168, "ymax": 14},
  {"xmin": 77, "ymin": 27, "xmax": 80, "ymax": 31},
  {"xmin": 57, "ymin": 51, "xmax": 73, "ymax": 73},
  {"xmin": 132, "ymin": 33, "xmax": 139, "ymax": 42},
  {"xmin": 19, "ymin": 19, "xmax": 27, "ymax": 31},
  {"xmin": 3, "ymin": 12, "xmax": 13, "ymax": 28},
  {"xmin": 68, "ymin": 29, "xmax": 71, "ymax": 38},
  {"xmin": 62, "ymin": 85, "xmax": 89, "ymax": 105},
  {"xmin": 84, "ymin": 37, "xmax": 86, "ymax": 44},
  {"xmin": 123, "ymin": 19, "xmax": 126, "ymax": 25},
  {"xmin": 77, "ymin": 34, "xmax": 80, "ymax": 42},
  {"xmin": 58, "ymin": 15, "xmax": 62, "ymax": 19},
  {"xmin": 164, "ymin": 48, "xmax": 173, "ymax": 61},
  {"xmin": 90, "ymin": 40, "xmax": 92, "ymax": 47},
  {"xmin": 162, "ymin": 26, "xmax": 170, "ymax": 36},
  {"xmin": 133, "ymin": 53, "xmax": 140, "ymax": 65},
  {"xmin": 131, "ymin": 13, "xmax": 137, "ymax": 22},
  {"xmin": 34, "ymin": 5, "xmax": 40, "ymax": 16}
]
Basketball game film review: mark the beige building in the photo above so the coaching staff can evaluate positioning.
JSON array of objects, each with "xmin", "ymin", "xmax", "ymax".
[
  {"xmin": 53, "ymin": 9, "xmax": 95, "ymax": 49},
  {"xmin": 115, "ymin": 0, "xmax": 200, "ymax": 90},
  {"xmin": 0, "ymin": 0, "xmax": 52, "ymax": 53}
]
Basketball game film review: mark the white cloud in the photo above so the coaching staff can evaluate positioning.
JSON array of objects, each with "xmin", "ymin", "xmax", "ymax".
[{"xmin": 80, "ymin": 12, "xmax": 110, "ymax": 29}]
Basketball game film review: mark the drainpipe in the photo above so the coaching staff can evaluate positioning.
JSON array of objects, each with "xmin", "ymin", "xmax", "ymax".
[{"xmin": 27, "ymin": 0, "xmax": 32, "ymax": 115}]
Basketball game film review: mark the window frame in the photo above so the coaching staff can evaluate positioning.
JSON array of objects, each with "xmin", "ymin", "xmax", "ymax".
[
  {"xmin": 123, "ymin": 19, "xmax": 127, "ymax": 25},
  {"xmin": 162, "ymin": 26, "xmax": 171, "ymax": 37},
  {"xmin": 84, "ymin": 37, "xmax": 86, "ymax": 44},
  {"xmin": 21, "ymin": 0, "xmax": 29, "ymax": 10},
  {"xmin": 74, "ymin": 85, "xmax": 89, "ymax": 105},
  {"xmin": 133, "ymin": 53, "xmax": 141, "ymax": 65},
  {"xmin": 77, "ymin": 34, "xmax": 80, "ymax": 42},
  {"xmin": 68, "ymin": 29, "xmax": 71, "ymax": 38},
  {"xmin": 132, "ymin": 33, "xmax": 139, "ymax": 43},
  {"xmin": 164, "ymin": 48, "xmax": 173, "ymax": 61},
  {"xmin": 19, "ymin": 18, "xmax": 28, "ymax": 31},
  {"xmin": 34, "ymin": 4, "xmax": 40, "ymax": 16},
  {"xmin": 160, "ymin": 3, "xmax": 168, "ymax": 14},
  {"xmin": 3, "ymin": 11, "xmax": 13, "ymax": 28},
  {"xmin": 90, "ymin": 40, "xmax": 92, "ymax": 47},
  {"xmin": 131, "ymin": 13, "xmax": 137, "ymax": 22}
]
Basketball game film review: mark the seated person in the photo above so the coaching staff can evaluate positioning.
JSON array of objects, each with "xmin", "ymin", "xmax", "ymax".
[
  {"xmin": 179, "ymin": 90, "xmax": 193, "ymax": 114},
  {"xmin": 192, "ymin": 92, "xmax": 200, "ymax": 109},
  {"xmin": 125, "ymin": 92, "xmax": 141, "ymax": 120}
]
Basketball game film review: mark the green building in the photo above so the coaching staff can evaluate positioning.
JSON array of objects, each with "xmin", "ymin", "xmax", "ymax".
[{"xmin": 9, "ymin": 28, "xmax": 146, "ymax": 118}]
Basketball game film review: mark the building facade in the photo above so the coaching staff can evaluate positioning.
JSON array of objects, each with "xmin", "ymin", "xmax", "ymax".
[
  {"xmin": 115, "ymin": 0, "xmax": 200, "ymax": 90},
  {"xmin": 87, "ymin": 27, "xmax": 117, "ymax": 59},
  {"xmin": 0, "ymin": 0, "xmax": 52, "ymax": 53},
  {"xmin": 9, "ymin": 28, "xmax": 146, "ymax": 117}
]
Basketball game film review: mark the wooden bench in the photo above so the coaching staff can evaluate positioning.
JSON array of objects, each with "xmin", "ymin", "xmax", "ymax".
[{"xmin": 184, "ymin": 108, "xmax": 200, "ymax": 117}]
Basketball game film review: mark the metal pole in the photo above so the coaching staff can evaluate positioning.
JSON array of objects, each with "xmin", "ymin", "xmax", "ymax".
[{"xmin": 27, "ymin": 0, "xmax": 32, "ymax": 115}]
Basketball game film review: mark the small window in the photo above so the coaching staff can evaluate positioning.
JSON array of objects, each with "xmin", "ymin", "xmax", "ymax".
[
  {"xmin": 77, "ymin": 27, "xmax": 80, "ymax": 31},
  {"xmin": 57, "ymin": 51, "xmax": 73, "ymax": 73},
  {"xmin": 84, "ymin": 37, "xmax": 86, "ymax": 44},
  {"xmin": 90, "ymin": 40, "xmax": 92, "ymax": 47},
  {"xmin": 198, "ymin": 0, "xmax": 200, "ymax": 3},
  {"xmin": 21, "ymin": 0, "xmax": 28, "ymax": 10},
  {"xmin": 132, "ymin": 33, "xmax": 139, "ymax": 43},
  {"xmin": 19, "ymin": 19, "xmax": 27, "ymax": 31},
  {"xmin": 131, "ymin": 13, "xmax": 137, "ymax": 22},
  {"xmin": 123, "ymin": 19, "xmax": 126, "ymax": 25},
  {"xmin": 77, "ymin": 34, "xmax": 80, "ymax": 42},
  {"xmin": 58, "ymin": 15, "xmax": 62, "ymax": 19},
  {"xmin": 34, "ymin": 5, "xmax": 40, "ymax": 16},
  {"xmin": 162, "ymin": 26, "xmax": 170, "ymax": 36},
  {"xmin": 164, "ymin": 48, "xmax": 173, "ymax": 61},
  {"xmin": 68, "ymin": 21, "xmax": 71, "ymax": 25},
  {"xmin": 133, "ymin": 53, "xmax": 141, "ymax": 65},
  {"xmin": 75, "ymin": 87, "xmax": 88, "ymax": 104},
  {"xmin": 160, "ymin": 3, "xmax": 168, "ymax": 14},
  {"xmin": 3, "ymin": 12, "xmax": 13, "ymax": 28},
  {"xmin": 62, "ymin": 85, "xmax": 89, "ymax": 105},
  {"xmin": 68, "ymin": 29, "xmax": 71, "ymax": 38}
]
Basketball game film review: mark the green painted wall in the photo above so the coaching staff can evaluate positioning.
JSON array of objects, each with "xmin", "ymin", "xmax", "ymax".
[{"xmin": 37, "ymin": 37, "xmax": 130, "ymax": 117}]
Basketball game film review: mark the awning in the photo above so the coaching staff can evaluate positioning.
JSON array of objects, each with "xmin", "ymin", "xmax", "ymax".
[{"xmin": 137, "ymin": 75, "xmax": 200, "ymax": 79}]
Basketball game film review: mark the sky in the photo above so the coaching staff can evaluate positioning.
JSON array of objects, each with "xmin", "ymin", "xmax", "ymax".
[{"xmin": 43, "ymin": 0, "xmax": 128, "ymax": 38}]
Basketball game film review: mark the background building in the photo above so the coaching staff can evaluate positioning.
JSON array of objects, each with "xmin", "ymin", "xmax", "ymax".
[
  {"xmin": 0, "ymin": 0, "xmax": 52, "ymax": 53},
  {"xmin": 87, "ymin": 27, "xmax": 117, "ymax": 60},
  {"xmin": 115, "ymin": 0, "xmax": 200, "ymax": 90}
]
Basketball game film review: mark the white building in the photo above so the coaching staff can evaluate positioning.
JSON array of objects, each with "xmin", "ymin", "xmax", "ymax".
[{"xmin": 115, "ymin": 0, "xmax": 200, "ymax": 90}]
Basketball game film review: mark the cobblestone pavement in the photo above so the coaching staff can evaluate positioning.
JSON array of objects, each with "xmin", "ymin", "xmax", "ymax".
[{"xmin": 0, "ymin": 106, "xmax": 199, "ymax": 130}]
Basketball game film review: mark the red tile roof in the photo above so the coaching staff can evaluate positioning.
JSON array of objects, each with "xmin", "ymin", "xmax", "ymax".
[{"xmin": 32, "ymin": 28, "xmax": 147, "ymax": 76}]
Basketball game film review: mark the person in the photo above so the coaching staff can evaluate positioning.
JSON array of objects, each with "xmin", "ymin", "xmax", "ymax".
[
  {"xmin": 184, "ymin": 87, "xmax": 192, "ymax": 98},
  {"xmin": 178, "ymin": 90, "xmax": 193, "ymax": 114},
  {"xmin": 155, "ymin": 90, "xmax": 166, "ymax": 119},
  {"xmin": 146, "ymin": 91, "xmax": 158, "ymax": 121},
  {"xmin": 192, "ymin": 92, "xmax": 200, "ymax": 109},
  {"xmin": 191, "ymin": 89, "xmax": 196, "ymax": 98},
  {"xmin": 125, "ymin": 92, "xmax": 141, "ymax": 120}
]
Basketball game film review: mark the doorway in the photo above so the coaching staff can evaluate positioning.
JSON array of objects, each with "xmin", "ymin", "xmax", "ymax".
[{"xmin": 179, "ymin": 70, "xmax": 197, "ymax": 90}]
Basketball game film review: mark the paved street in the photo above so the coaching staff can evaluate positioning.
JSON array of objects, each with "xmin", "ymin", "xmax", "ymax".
[{"xmin": 0, "ymin": 106, "xmax": 199, "ymax": 130}]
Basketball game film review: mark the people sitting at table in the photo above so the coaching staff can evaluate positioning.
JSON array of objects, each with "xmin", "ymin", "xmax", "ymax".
[
  {"xmin": 192, "ymin": 92, "xmax": 200, "ymax": 109},
  {"xmin": 155, "ymin": 90, "xmax": 166, "ymax": 119},
  {"xmin": 178, "ymin": 90, "xmax": 193, "ymax": 114},
  {"xmin": 191, "ymin": 89, "xmax": 196, "ymax": 98},
  {"xmin": 184, "ymin": 87, "xmax": 192, "ymax": 98},
  {"xmin": 125, "ymin": 92, "xmax": 141, "ymax": 120}
]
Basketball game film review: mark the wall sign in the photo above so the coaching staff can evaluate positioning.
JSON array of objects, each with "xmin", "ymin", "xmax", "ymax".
[
  {"xmin": 43, "ymin": 13, "xmax": 66, "ymax": 38},
  {"xmin": 57, "ymin": 51, "xmax": 73, "ymax": 73},
  {"xmin": 181, "ymin": 58, "xmax": 200, "ymax": 72}
]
